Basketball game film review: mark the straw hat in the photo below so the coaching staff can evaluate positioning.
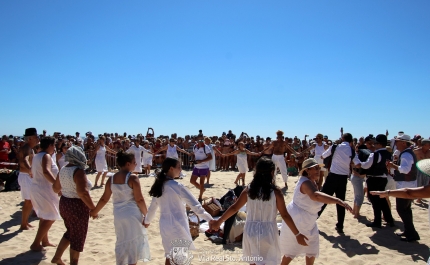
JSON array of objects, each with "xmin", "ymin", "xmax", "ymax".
[
  {"xmin": 417, "ymin": 159, "xmax": 430, "ymax": 177},
  {"xmin": 395, "ymin": 134, "xmax": 414, "ymax": 144},
  {"xmin": 299, "ymin": 158, "xmax": 325, "ymax": 175}
]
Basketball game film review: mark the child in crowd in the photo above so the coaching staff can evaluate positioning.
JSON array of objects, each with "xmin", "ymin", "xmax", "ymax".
[{"xmin": 223, "ymin": 142, "xmax": 261, "ymax": 185}]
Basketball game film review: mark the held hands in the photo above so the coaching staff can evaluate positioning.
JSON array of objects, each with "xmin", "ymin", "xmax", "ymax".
[
  {"xmin": 209, "ymin": 220, "xmax": 220, "ymax": 231},
  {"xmin": 89, "ymin": 209, "xmax": 99, "ymax": 219},
  {"xmin": 338, "ymin": 200, "xmax": 353, "ymax": 213},
  {"xmin": 370, "ymin": 191, "xmax": 388, "ymax": 198},
  {"xmin": 142, "ymin": 217, "xmax": 150, "ymax": 228}
]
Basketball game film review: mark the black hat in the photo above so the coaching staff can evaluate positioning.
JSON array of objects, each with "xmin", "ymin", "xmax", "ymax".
[
  {"xmin": 375, "ymin": 134, "xmax": 387, "ymax": 146},
  {"xmin": 364, "ymin": 134, "xmax": 375, "ymax": 142},
  {"xmin": 24, "ymin": 128, "xmax": 38, "ymax": 137}
]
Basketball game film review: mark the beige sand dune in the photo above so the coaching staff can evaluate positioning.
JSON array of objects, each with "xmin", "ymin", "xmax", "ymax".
[{"xmin": 1, "ymin": 170, "xmax": 429, "ymax": 264}]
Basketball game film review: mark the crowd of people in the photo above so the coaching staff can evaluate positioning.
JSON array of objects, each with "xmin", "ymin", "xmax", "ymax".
[{"xmin": 1, "ymin": 127, "xmax": 430, "ymax": 265}]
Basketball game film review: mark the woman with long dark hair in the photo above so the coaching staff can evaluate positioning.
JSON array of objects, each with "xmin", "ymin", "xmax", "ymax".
[
  {"xmin": 144, "ymin": 157, "xmax": 213, "ymax": 265},
  {"xmin": 210, "ymin": 157, "xmax": 308, "ymax": 265},
  {"xmin": 92, "ymin": 150, "xmax": 150, "ymax": 265}
]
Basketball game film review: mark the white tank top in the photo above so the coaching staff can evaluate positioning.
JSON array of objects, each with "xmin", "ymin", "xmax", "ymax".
[
  {"xmin": 314, "ymin": 143, "xmax": 326, "ymax": 157},
  {"xmin": 166, "ymin": 145, "xmax": 178, "ymax": 158}
]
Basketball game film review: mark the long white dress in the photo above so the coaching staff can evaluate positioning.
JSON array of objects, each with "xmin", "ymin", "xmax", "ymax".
[
  {"xmin": 127, "ymin": 145, "xmax": 145, "ymax": 173},
  {"xmin": 95, "ymin": 145, "xmax": 108, "ymax": 172},
  {"xmin": 111, "ymin": 173, "xmax": 150, "ymax": 265},
  {"xmin": 142, "ymin": 147, "xmax": 153, "ymax": 167},
  {"xmin": 243, "ymin": 188, "xmax": 280, "ymax": 265},
  {"xmin": 207, "ymin": 144, "xmax": 216, "ymax": 171},
  {"xmin": 236, "ymin": 152, "xmax": 248, "ymax": 173},
  {"xmin": 30, "ymin": 152, "xmax": 61, "ymax": 220},
  {"xmin": 279, "ymin": 176, "xmax": 323, "ymax": 259},
  {"xmin": 144, "ymin": 180, "xmax": 213, "ymax": 256}
]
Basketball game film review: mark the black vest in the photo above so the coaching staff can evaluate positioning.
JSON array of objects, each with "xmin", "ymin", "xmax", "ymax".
[
  {"xmin": 366, "ymin": 149, "xmax": 391, "ymax": 176},
  {"xmin": 393, "ymin": 148, "xmax": 417, "ymax": 182}
]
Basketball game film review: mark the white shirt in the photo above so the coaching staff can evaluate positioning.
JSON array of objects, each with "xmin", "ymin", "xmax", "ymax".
[
  {"xmin": 193, "ymin": 144, "xmax": 211, "ymax": 169},
  {"xmin": 395, "ymin": 151, "xmax": 416, "ymax": 187},
  {"xmin": 322, "ymin": 142, "xmax": 352, "ymax": 175},
  {"xmin": 353, "ymin": 148, "xmax": 387, "ymax": 177},
  {"xmin": 397, "ymin": 151, "xmax": 413, "ymax": 174}
]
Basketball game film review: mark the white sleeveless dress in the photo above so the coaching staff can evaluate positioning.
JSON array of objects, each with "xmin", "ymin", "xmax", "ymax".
[
  {"xmin": 208, "ymin": 144, "xmax": 216, "ymax": 171},
  {"xmin": 111, "ymin": 173, "xmax": 150, "ymax": 265},
  {"xmin": 57, "ymin": 153, "xmax": 68, "ymax": 170},
  {"xmin": 30, "ymin": 152, "xmax": 61, "ymax": 220},
  {"xmin": 236, "ymin": 151, "xmax": 248, "ymax": 173},
  {"xmin": 95, "ymin": 145, "xmax": 108, "ymax": 172},
  {"xmin": 314, "ymin": 144, "xmax": 327, "ymax": 171},
  {"xmin": 142, "ymin": 147, "xmax": 153, "ymax": 166},
  {"xmin": 280, "ymin": 176, "xmax": 324, "ymax": 259},
  {"xmin": 243, "ymin": 188, "xmax": 280, "ymax": 265},
  {"xmin": 127, "ymin": 145, "xmax": 145, "ymax": 173},
  {"xmin": 166, "ymin": 145, "xmax": 179, "ymax": 159}
]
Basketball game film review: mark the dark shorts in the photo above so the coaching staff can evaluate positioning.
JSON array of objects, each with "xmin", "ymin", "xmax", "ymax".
[{"xmin": 192, "ymin": 167, "xmax": 209, "ymax": 177}]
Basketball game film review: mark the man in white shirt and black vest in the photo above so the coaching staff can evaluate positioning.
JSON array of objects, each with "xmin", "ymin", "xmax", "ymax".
[
  {"xmin": 318, "ymin": 133, "xmax": 355, "ymax": 233},
  {"xmin": 353, "ymin": 134, "xmax": 394, "ymax": 228},
  {"xmin": 386, "ymin": 134, "xmax": 420, "ymax": 242}
]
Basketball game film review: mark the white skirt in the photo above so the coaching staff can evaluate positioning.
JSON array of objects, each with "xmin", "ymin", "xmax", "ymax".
[{"xmin": 30, "ymin": 183, "xmax": 61, "ymax": 221}]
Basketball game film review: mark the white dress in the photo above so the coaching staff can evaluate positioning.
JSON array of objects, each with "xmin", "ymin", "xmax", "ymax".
[
  {"xmin": 144, "ymin": 180, "xmax": 213, "ymax": 256},
  {"xmin": 95, "ymin": 145, "xmax": 108, "ymax": 172},
  {"xmin": 57, "ymin": 153, "xmax": 68, "ymax": 170},
  {"xmin": 236, "ymin": 152, "xmax": 248, "ymax": 173},
  {"xmin": 111, "ymin": 173, "xmax": 150, "ymax": 265},
  {"xmin": 30, "ymin": 152, "xmax": 61, "ymax": 220},
  {"xmin": 207, "ymin": 144, "xmax": 216, "ymax": 171},
  {"xmin": 142, "ymin": 147, "xmax": 153, "ymax": 167},
  {"xmin": 243, "ymin": 188, "xmax": 280, "ymax": 265},
  {"xmin": 127, "ymin": 145, "xmax": 145, "ymax": 173},
  {"xmin": 280, "ymin": 176, "xmax": 323, "ymax": 259},
  {"xmin": 166, "ymin": 145, "xmax": 179, "ymax": 159}
]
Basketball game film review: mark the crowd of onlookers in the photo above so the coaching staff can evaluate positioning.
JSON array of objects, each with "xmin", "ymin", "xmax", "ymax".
[{"xmin": 1, "ymin": 129, "xmax": 429, "ymax": 174}]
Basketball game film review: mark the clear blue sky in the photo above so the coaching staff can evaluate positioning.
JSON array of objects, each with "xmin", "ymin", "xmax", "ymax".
[{"xmin": 1, "ymin": 1, "xmax": 429, "ymax": 140}]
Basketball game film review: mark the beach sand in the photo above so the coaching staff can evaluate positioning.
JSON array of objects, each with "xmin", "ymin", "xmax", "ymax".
[{"xmin": 1, "ymin": 170, "xmax": 429, "ymax": 265}]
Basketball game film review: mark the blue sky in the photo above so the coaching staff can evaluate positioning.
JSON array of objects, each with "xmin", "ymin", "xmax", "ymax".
[{"xmin": 1, "ymin": 1, "xmax": 429, "ymax": 140}]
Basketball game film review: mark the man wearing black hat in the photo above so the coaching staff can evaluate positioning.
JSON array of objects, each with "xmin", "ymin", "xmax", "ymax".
[
  {"xmin": 386, "ymin": 134, "xmax": 420, "ymax": 242},
  {"xmin": 18, "ymin": 128, "xmax": 40, "ymax": 230},
  {"xmin": 353, "ymin": 134, "xmax": 394, "ymax": 228}
]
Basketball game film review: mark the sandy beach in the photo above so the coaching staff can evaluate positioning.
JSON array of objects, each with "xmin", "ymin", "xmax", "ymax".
[{"xmin": 1, "ymin": 170, "xmax": 429, "ymax": 265}]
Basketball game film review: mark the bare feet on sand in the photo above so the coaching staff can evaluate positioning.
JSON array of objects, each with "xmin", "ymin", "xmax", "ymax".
[
  {"xmin": 51, "ymin": 258, "xmax": 66, "ymax": 265},
  {"xmin": 30, "ymin": 244, "xmax": 45, "ymax": 252},
  {"xmin": 42, "ymin": 242, "xmax": 57, "ymax": 247}
]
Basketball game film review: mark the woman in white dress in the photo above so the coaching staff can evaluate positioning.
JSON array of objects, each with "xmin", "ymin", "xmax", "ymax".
[
  {"xmin": 30, "ymin": 136, "xmax": 62, "ymax": 251},
  {"xmin": 279, "ymin": 158, "xmax": 352, "ymax": 265},
  {"xmin": 223, "ymin": 141, "xmax": 261, "ymax": 186},
  {"xmin": 204, "ymin": 137, "xmax": 223, "ymax": 184},
  {"xmin": 144, "ymin": 157, "xmax": 214, "ymax": 265},
  {"xmin": 56, "ymin": 143, "xmax": 70, "ymax": 170},
  {"xmin": 210, "ymin": 157, "xmax": 308, "ymax": 265},
  {"xmin": 154, "ymin": 138, "xmax": 190, "ymax": 179},
  {"xmin": 142, "ymin": 141, "xmax": 154, "ymax": 175},
  {"xmin": 93, "ymin": 136, "xmax": 116, "ymax": 187},
  {"xmin": 126, "ymin": 138, "xmax": 146, "ymax": 174},
  {"xmin": 92, "ymin": 150, "xmax": 150, "ymax": 265}
]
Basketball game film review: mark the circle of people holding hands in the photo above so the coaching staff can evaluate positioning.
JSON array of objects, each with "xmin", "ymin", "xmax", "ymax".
[{"xmin": 3, "ymin": 127, "xmax": 430, "ymax": 265}]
